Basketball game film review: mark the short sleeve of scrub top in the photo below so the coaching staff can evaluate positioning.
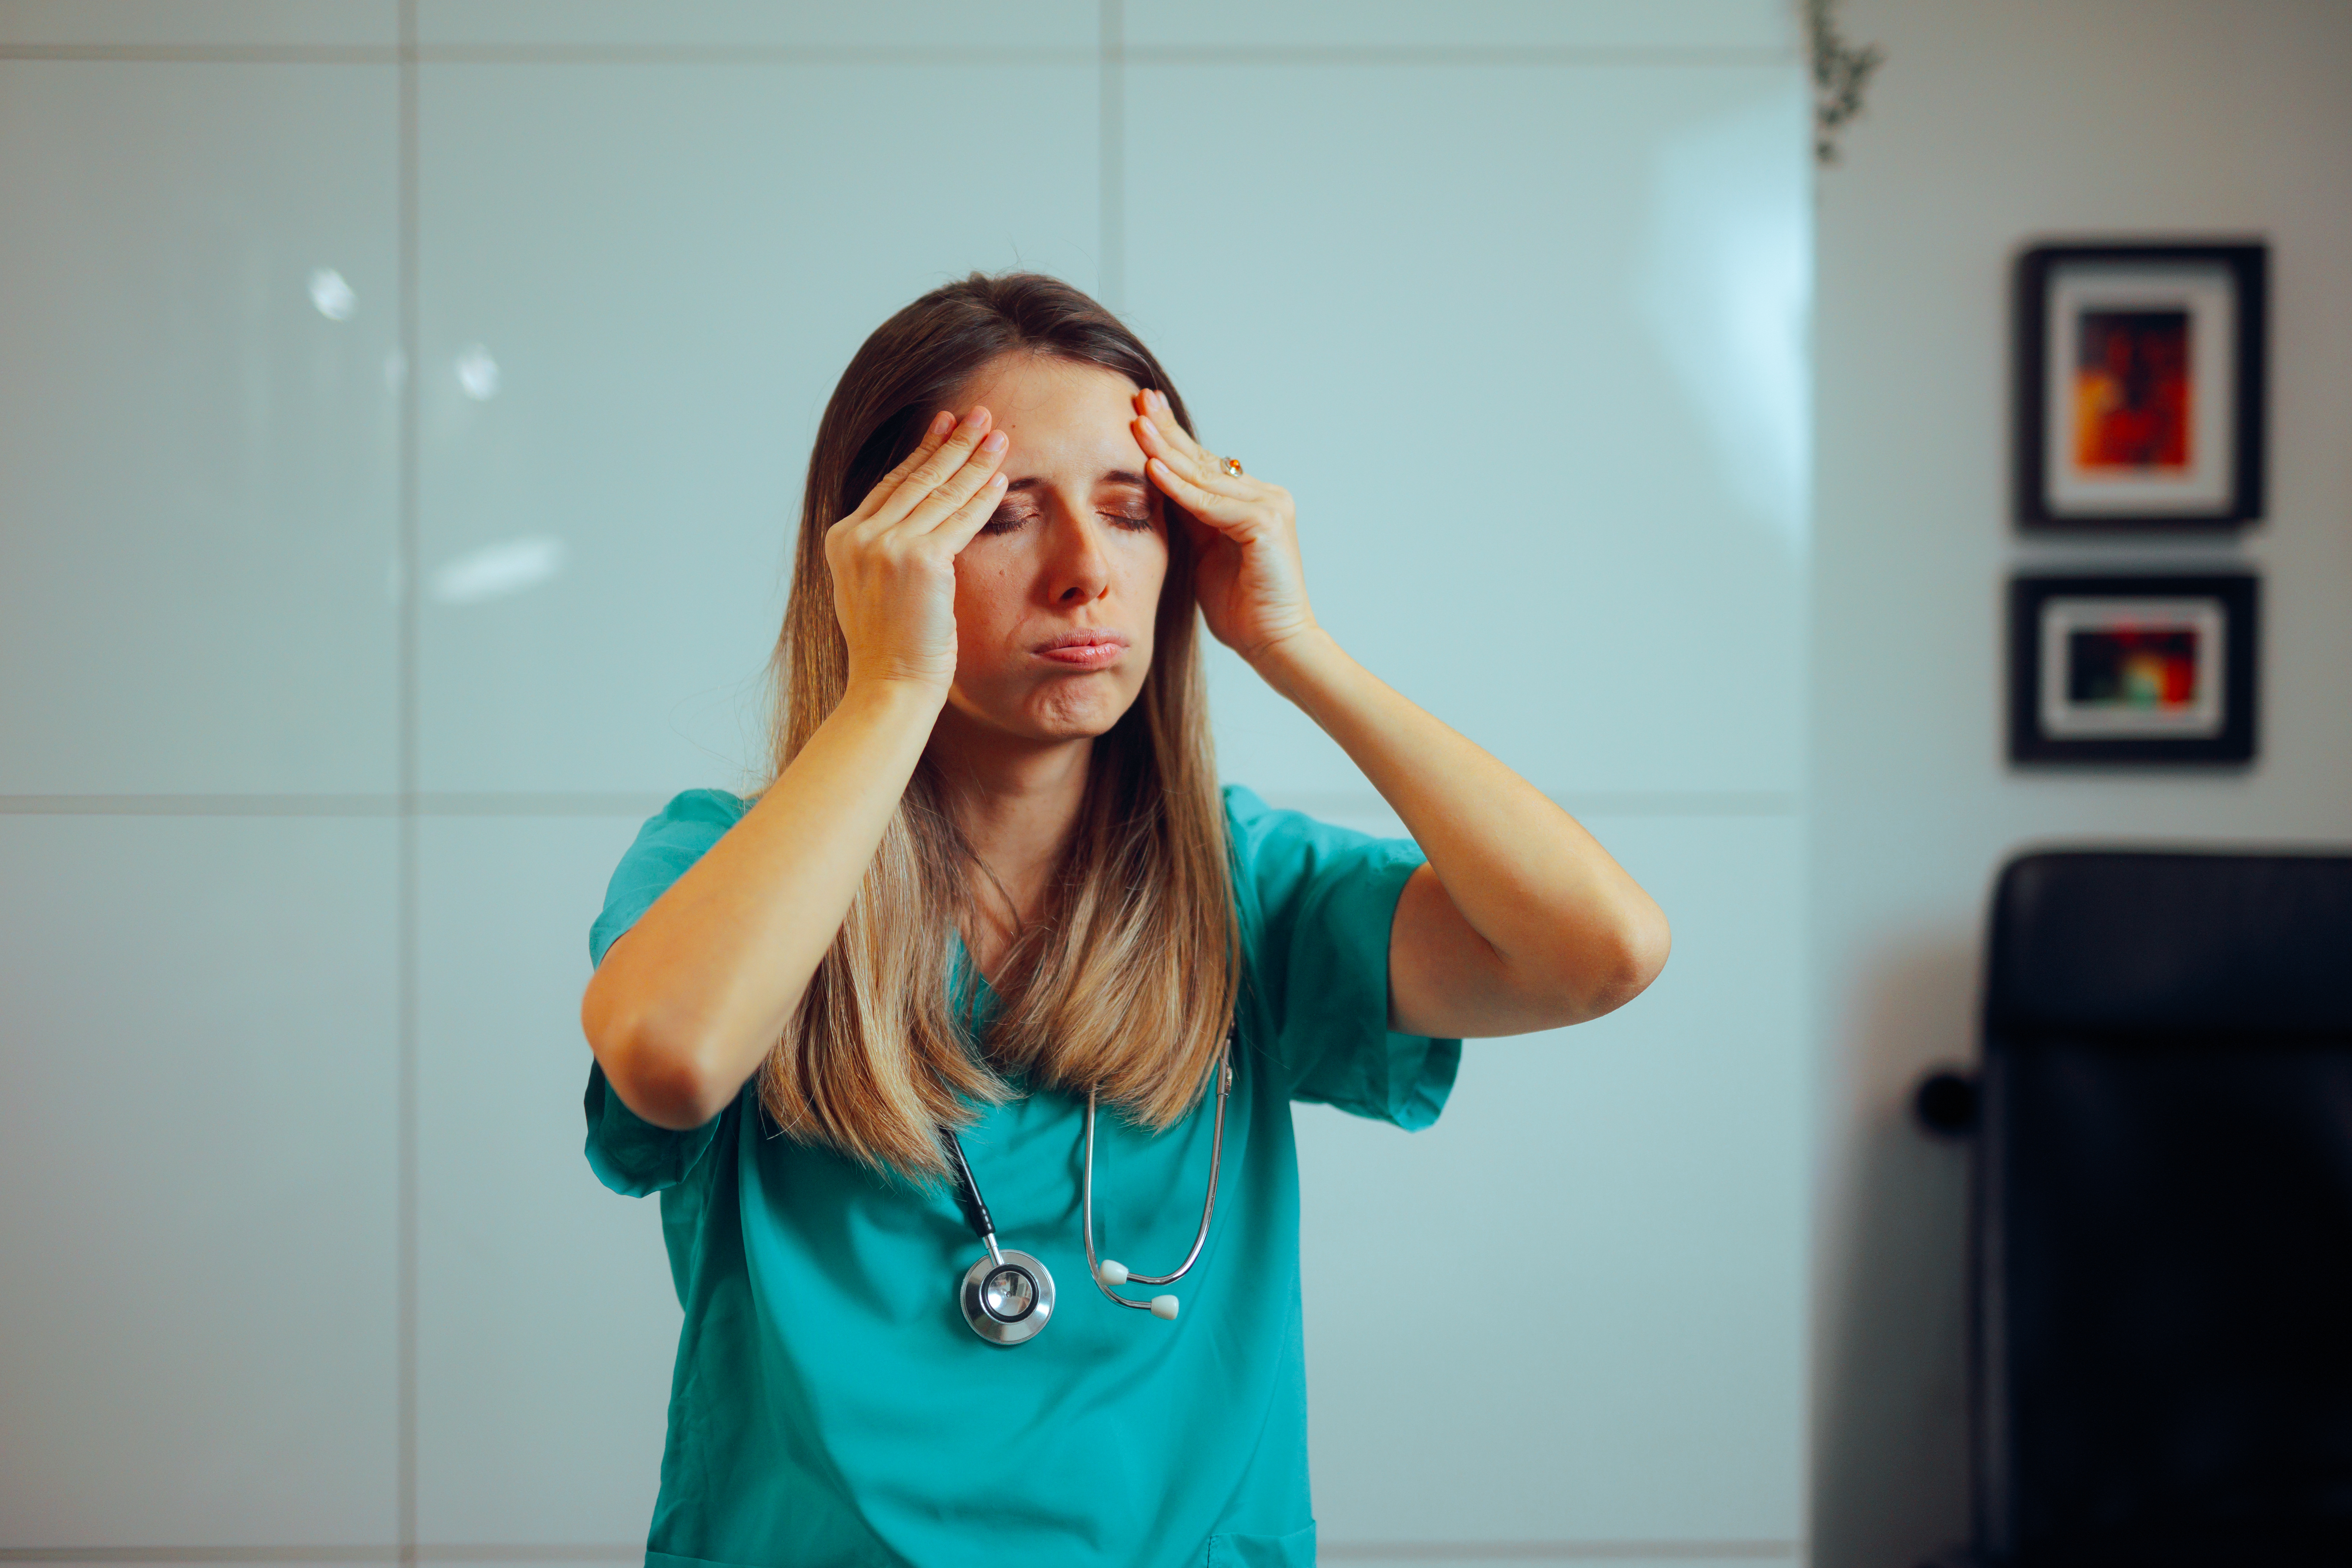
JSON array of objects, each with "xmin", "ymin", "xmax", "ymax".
[
  {"xmin": 1220, "ymin": 783, "xmax": 1459, "ymax": 1127},
  {"xmin": 580, "ymin": 783, "xmax": 1461, "ymax": 1568},
  {"xmin": 581, "ymin": 788, "xmax": 744, "ymax": 1202}
]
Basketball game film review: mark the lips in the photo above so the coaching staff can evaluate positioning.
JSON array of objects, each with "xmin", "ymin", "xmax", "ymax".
[{"xmin": 1032, "ymin": 629, "xmax": 1130, "ymax": 670}]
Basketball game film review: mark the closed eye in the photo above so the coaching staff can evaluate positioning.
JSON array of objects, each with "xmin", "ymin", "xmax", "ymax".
[{"xmin": 981, "ymin": 507, "xmax": 1153, "ymax": 536}]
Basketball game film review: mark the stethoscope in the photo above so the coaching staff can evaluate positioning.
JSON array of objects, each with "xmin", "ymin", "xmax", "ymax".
[{"xmin": 943, "ymin": 1034, "xmax": 1234, "ymax": 1347}]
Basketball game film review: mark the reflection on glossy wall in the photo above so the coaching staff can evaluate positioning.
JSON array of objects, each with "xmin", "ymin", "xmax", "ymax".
[{"xmin": 0, "ymin": 2, "xmax": 1810, "ymax": 1562}]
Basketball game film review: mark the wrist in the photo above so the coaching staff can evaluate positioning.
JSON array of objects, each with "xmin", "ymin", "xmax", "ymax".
[
  {"xmin": 836, "ymin": 673, "xmax": 951, "ymax": 728},
  {"xmin": 1247, "ymin": 625, "xmax": 1349, "ymax": 707}
]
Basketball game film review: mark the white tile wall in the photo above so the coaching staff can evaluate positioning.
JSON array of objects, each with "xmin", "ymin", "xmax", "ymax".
[
  {"xmin": 1, "ymin": 0, "xmax": 1809, "ymax": 1558},
  {"xmin": 415, "ymin": 816, "xmax": 678, "ymax": 1544},
  {"xmin": 0, "ymin": 816, "xmax": 400, "ymax": 1545},
  {"xmin": 1124, "ymin": 61, "xmax": 1812, "ymax": 799},
  {"xmin": 414, "ymin": 60, "xmax": 1101, "ymax": 796},
  {"xmin": 1300, "ymin": 814, "xmax": 1807, "ymax": 1544},
  {"xmin": 0, "ymin": 60, "xmax": 401, "ymax": 796}
]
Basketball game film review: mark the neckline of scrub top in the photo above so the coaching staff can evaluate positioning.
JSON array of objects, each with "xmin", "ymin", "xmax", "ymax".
[{"xmin": 948, "ymin": 932, "xmax": 1001, "ymax": 1042}]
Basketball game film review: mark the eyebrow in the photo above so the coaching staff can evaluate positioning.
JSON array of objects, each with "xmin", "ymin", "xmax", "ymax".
[{"xmin": 1003, "ymin": 469, "xmax": 1150, "ymax": 495}]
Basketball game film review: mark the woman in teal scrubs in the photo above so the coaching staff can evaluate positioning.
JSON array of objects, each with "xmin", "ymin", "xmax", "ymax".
[{"xmin": 580, "ymin": 273, "xmax": 1669, "ymax": 1568}]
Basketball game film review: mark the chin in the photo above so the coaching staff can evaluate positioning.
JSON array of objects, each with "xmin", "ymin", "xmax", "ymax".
[
  {"xmin": 1018, "ymin": 677, "xmax": 1141, "ymax": 741},
  {"xmin": 1019, "ymin": 704, "xmax": 1127, "ymax": 743}
]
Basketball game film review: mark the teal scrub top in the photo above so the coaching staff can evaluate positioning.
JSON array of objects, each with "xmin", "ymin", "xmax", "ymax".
[{"xmin": 584, "ymin": 784, "xmax": 1461, "ymax": 1568}]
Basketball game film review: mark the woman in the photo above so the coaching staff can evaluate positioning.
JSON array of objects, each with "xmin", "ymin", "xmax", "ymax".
[{"xmin": 579, "ymin": 272, "xmax": 1669, "ymax": 1568}]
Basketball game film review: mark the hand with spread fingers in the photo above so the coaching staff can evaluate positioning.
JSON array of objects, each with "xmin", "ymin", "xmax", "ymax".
[
  {"xmin": 1130, "ymin": 389, "xmax": 1316, "ymax": 669},
  {"xmin": 826, "ymin": 406, "xmax": 1011, "ymax": 695}
]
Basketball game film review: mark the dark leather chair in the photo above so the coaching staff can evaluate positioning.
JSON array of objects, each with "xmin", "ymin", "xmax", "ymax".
[{"xmin": 1962, "ymin": 850, "xmax": 2352, "ymax": 1567}]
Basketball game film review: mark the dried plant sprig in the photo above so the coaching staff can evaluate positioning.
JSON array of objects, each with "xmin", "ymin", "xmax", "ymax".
[{"xmin": 1809, "ymin": 0, "xmax": 1885, "ymax": 165}]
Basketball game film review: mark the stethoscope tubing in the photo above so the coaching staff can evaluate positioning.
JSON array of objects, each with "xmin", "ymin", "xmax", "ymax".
[{"xmin": 1082, "ymin": 1039, "xmax": 1234, "ymax": 1305}]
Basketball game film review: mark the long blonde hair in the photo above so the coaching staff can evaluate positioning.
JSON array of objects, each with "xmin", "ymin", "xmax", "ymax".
[{"xmin": 760, "ymin": 273, "xmax": 1240, "ymax": 1180}]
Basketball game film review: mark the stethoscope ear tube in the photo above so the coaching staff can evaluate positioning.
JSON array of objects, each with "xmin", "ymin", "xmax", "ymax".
[{"xmin": 1083, "ymin": 1033, "xmax": 1234, "ymax": 1318}]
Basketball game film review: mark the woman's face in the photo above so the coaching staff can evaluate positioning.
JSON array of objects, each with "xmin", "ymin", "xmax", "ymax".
[{"xmin": 936, "ymin": 352, "xmax": 1170, "ymax": 750}]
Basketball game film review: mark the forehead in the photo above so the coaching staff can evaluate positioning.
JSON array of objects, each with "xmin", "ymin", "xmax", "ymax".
[{"xmin": 956, "ymin": 354, "xmax": 1143, "ymax": 475}]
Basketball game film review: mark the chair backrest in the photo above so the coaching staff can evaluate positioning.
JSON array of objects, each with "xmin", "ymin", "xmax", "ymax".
[{"xmin": 1976, "ymin": 850, "xmax": 2352, "ymax": 1566}]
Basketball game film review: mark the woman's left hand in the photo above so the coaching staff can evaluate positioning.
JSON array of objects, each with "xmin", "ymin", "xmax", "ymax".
[
  {"xmin": 1132, "ymin": 401, "xmax": 1668, "ymax": 1041},
  {"xmin": 1131, "ymin": 389, "xmax": 1318, "ymax": 668}
]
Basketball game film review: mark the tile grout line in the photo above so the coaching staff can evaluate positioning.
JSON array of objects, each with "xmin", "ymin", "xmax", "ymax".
[
  {"xmin": 0, "ymin": 43, "xmax": 1791, "ymax": 68},
  {"xmin": 0, "ymin": 791, "xmax": 1801, "ymax": 819},
  {"xmin": 1109, "ymin": 43, "xmax": 1793, "ymax": 67},
  {"xmin": 395, "ymin": 0, "xmax": 421, "ymax": 1562},
  {"xmin": 0, "ymin": 44, "xmax": 398, "ymax": 61},
  {"xmin": 0, "ymin": 1544, "xmax": 1798, "ymax": 1563},
  {"xmin": 1098, "ymin": 0, "xmax": 1123, "ymax": 311},
  {"xmin": 0, "ymin": 794, "xmax": 666, "ymax": 816},
  {"xmin": 0, "ymin": 1552, "xmax": 640, "ymax": 1564},
  {"xmin": 1317, "ymin": 1547, "xmax": 1801, "ymax": 1563}
]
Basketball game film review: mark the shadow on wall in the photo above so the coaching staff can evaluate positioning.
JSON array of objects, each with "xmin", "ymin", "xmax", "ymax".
[{"xmin": 1815, "ymin": 936, "xmax": 1976, "ymax": 1568}]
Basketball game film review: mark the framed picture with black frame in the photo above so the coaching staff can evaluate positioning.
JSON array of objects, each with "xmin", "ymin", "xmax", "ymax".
[
  {"xmin": 2008, "ymin": 573, "xmax": 2258, "ymax": 765},
  {"xmin": 2014, "ymin": 242, "xmax": 2266, "ymax": 530}
]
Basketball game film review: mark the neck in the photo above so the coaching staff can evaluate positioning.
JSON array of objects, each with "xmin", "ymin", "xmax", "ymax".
[{"xmin": 928, "ymin": 713, "xmax": 1096, "ymax": 970}]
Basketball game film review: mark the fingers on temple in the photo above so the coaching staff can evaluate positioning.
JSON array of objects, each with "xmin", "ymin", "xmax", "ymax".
[
  {"xmin": 874, "ymin": 408, "xmax": 994, "ymax": 530},
  {"xmin": 1133, "ymin": 411, "xmax": 1189, "ymax": 469},
  {"xmin": 897, "ymin": 428, "xmax": 1008, "ymax": 536},
  {"xmin": 1139, "ymin": 420, "xmax": 1251, "ymax": 507},
  {"xmin": 1139, "ymin": 398, "xmax": 1225, "ymax": 468},
  {"xmin": 889, "ymin": 410, "xmax": 955, "ymax": 477},
  {"xmin": 1147, "ymin": 393, "xmax": 1232, "ymax": 481},
  {"xmin": 1148, "ymin": 455, "xmax": 1244, "ymax": 520},
  {"xmin": 846, "ymin": 411, "xmax": 955, "ymax": 526},
  {"xmin": 1130, "ymin": 392, "xmax": 1266, "ymax": 519},
  {"xmin": 936, "ymin": 467, "xmax": 1012, "ymax": 548},
  {"xmin": 1135, "ymin": 395, "xmax": 1205, "ymax": 461}
]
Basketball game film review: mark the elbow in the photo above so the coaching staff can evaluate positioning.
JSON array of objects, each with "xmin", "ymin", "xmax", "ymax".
[
  {"xmin": 615, "ymin": 1041, "xmax": 739, "ymax": 1131},
  {"xmin": 1540, "ymin": 897, "xmax": 1672, "ymax": 1024},
  {"xmin": 1591, "ymin": 897, "xmax": 1671, "ymax": 1017},
  {"xmin": 580, "ymin": 984, "xmax": 740, "ymax": 1131}
]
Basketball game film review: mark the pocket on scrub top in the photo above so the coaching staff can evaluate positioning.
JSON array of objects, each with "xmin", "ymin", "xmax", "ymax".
[{"xmin": 1204, "ymin": 1522, "xmax": 1316, "ymax": 1566}]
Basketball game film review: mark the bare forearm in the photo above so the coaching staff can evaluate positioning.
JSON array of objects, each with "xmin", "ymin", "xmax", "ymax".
[
  {"xmin": 581, "ymin": 679, "xmax": 941, "ymax": 1127},
  {"xmin": 1256, "ymin": 629, "xmax": 1669, "ymax": 1026}
]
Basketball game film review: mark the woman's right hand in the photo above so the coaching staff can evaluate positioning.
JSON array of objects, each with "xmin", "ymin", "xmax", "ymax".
[
  {"xmin": 587, "ymin": 409, "xmax": 1008, "ymax": 1129},
  {"xmin": 826, "ymin": 406, "xmax": 1010, "ymax": 694}
]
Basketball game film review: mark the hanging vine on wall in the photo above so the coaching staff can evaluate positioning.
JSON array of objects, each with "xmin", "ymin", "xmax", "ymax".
[{"xmin": 1808, "ymin": 0, "xmax": 1884, "ymax": 165}]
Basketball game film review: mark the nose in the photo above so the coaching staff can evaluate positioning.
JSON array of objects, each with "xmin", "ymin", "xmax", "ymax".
[{"xmin": 1045, "ymin": 510, "xmax": 1112, "ymax": 608}]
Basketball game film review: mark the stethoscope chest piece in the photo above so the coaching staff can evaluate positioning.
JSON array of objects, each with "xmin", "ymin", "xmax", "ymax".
[{"xmin": 959, "ymin": 1249, "xmax": 1054, "ymax": 1345}]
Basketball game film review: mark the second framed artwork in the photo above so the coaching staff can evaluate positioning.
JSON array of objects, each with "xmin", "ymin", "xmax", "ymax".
[
  {"xmin": 2008, "ymin": 573, "xmax": 2259, "ymax": 765},
  {"xmin": 2013, "ymin": 242, "xmax": 2267, "ymax": 530}
]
